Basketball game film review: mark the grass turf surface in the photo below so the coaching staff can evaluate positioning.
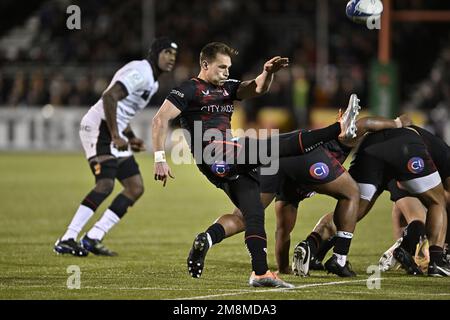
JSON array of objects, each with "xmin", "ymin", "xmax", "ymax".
[{"xmin": 0, "ymin": 153, "xmax": 449, "ymax": 300}]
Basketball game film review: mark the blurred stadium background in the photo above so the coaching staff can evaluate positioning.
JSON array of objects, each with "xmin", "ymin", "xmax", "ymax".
[
  {"xmin": 1, "ymin": 0, "xmax": 450, "ymax": 300},
  {"xmin": 0, "ymin": 0, "xmax": 449, "ymax": 151}
]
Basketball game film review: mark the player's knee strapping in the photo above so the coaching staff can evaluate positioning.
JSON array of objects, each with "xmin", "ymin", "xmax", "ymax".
[
  {"xmin": 108, "ymin": 194, "xmax": 134, "ymax": 218},
  {"xmin": 81, "ymin": 190, "xmax": 110, "ymax": 211}
]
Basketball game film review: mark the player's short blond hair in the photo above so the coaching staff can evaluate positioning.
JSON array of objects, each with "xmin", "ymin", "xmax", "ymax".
[{"xmin": 199, "ymin": 42, "xmax": 238, "ymax": 66}]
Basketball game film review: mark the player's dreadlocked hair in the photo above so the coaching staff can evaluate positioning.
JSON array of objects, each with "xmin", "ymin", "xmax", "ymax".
[{"xmin": 199, "ymin": 42, "xmax": 238, "ymax": 66}]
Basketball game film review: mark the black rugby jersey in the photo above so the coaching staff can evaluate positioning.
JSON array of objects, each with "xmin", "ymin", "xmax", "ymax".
[{"xmin": 166, "ymin": 77, "xmax": 241, "ymax": 152}]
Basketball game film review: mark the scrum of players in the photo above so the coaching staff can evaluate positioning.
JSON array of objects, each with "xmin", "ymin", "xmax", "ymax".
[
  {"xmin": 56, "ymin": 36, "xmax": 450, "ymax": 287},
  {"xmin": 201, "ymin": 108, "xmax": 450, "ymax": 279}
]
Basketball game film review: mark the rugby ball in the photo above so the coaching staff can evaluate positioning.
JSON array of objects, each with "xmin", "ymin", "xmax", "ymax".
[{"xmin": 346, "ymin": 0, "xmax": 383, "ymax": 24}]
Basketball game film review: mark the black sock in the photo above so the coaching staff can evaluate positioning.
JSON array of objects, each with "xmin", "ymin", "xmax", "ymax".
[
  {"xmin": 306, "ymin": 232, "xmax": 322, "ymax": 257},
  {"xmin": 333, "ymin": 234, "xmax": 352, "ymax": 256},
  {"xmin": 81, "ymin": 190, "xmax": 109, "ymax": 211},
  {"xmin": 400, "ymin": 220, "xmax": 426, "ymax": 255},
  {"xmin": 109, "ymin": 194, "xmax": 134, "ymax": 218},
  {"xmin": 245, "ymin": 234, "xmax": 268, "ymax": 276},
  {"xmin": 429, "ymin": 245, "xmax": 444, "ymax": 264},
  {"xmin": 316, "ymin": 236, "xmax": 336, "ymax": 261},
  {"xmin": 206, "ymin": 223, "xmax": 226, "ymax": 245},
  {"xmin": 273, "ymin": 123, "xmax": 340, "ymax": 158},
  {"xmin": 445, "ymin": 228, "xmax": 450, "ymax": 250},
  {"xmin": 299, "ymin": 123, "xmax": 341, "ymax": 153}
]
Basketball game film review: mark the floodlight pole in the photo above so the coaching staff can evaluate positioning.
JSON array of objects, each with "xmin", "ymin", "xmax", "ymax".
[
  {"xmin": 378, "ymin": 0, "xmax": 450, "ymax": 63},
  {"xmin": 378, "ymin": 0, "xmax": 392, "ymax": 64}
]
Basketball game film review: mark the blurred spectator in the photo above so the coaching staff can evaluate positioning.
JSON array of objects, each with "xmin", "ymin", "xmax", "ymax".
[
  {"xmin": 27, "ymin": 69, "xmax": 48, "ymax": 105},
  {"xmin": 0, "ymin": 0, "xmax": 448, "ymax": 142},
  {"xmin": 8, "ymin": 71, "xmax": 26, "ymax": 106}
]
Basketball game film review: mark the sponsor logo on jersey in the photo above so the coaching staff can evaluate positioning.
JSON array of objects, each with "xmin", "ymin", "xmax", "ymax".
[
  {"xmin": 201, "ymin": 104, "xmax": 234, "ymax": 113},
  {"xmin": 170, "ymin": 89, "xmax": 184, "ymax": 98},
  {"xmin": 223, "ymin": 89, "xmax": 229, "ymax": 96},
  {"xmin": 201, "ymin": 90, "xmax": 210, "ymax": 96},
  {"xmin": 407, "ymin": 157, "xmax": 424, "ymax": 174},
  {"xmin": 309, "ymin": 162, "xmax": 330, "ymax": 180},
  {"xmin": 126, "ymin": 70, "xmax": 145, "ymax": 88}
]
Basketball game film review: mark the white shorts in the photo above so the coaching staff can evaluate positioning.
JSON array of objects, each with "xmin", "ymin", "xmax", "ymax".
[{"xmin": 79, "ymin": 110, "xmax": 132, "ymax": 160}]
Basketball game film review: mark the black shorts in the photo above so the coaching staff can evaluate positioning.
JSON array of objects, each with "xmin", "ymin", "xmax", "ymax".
[
  {"xmin": 260, "ymin": 170, "xmax": 312, "ymax": 208},
  {"xmin": 279, "ymin": 142, "xmax": 346, "ymax": 186},
  {"xmin": 259, "ymin": 168, "xmax": 280, "ymax": 194},
  {"xmin": 275, "ymin": 176, "xmax": 316, "ymax": 208},
  {"xmin": 197, "ymin": 163, "xmax": 260, "ymax": 190},
  {"xmin": 88, "ymin": 155, "xmax": 141, "ymax": 182},
  {"xmin": 117, "ymin": 156, "xmax": 141, "ymax": 181},
  {"xmin": 349, "ymin": 128, "xmax": 438, "ymax": 199},
  {"xmin": 259, "ymin": 141, "xmax": 348, "ymax": 208},
  {"xmin": 412, "ymin": 125, "xmax": 450, "ymax": 181},
  {"xmin": 387, "ymin": 180, "xmax": 411, "ymax": 202},
  {"xmin": 387, "ymin": 126, "xmax": 450, "ymax": 202}
]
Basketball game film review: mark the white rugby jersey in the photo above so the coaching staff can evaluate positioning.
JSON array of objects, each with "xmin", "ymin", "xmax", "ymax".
[{"xmin": 85, "ymin": 59, "xmax": 158, "ymax": 136}]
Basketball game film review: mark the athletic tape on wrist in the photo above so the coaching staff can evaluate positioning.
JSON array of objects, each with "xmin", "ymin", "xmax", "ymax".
[{"xmin": 154, "ymin": 151, "xmax": 166, "ymax": 163}]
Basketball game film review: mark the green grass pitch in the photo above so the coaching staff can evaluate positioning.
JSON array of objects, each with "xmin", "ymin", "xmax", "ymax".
[{"xmin": 0, "ymin": 153, "xmax": 449, "ymax": 300}]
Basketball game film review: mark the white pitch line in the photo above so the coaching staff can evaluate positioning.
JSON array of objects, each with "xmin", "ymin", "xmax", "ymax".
[
  {"xmin": 0, "ymin": 284, "xmax": 250, "ymax": 292},
  {"xmin": 172, "ymin": 278, "xmax": 384, "ymax": 300}
]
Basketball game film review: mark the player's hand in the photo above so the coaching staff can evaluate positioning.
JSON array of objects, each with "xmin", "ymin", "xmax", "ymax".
[
  {"xmin": 154, "ymin": 162, "xmax": 174, "ymax": 187},
  {"xmin": 398, "ymin": 114, "xmax": 413, "ymax": 127},
  {"xmin": 112, "ymin": 136, "xmax": 129, "ymax": 151},
  {"xmin": 129, "ymin": 137, "xmax": 146, "ymax": 152},
  {"xmin": 264, "ymin": 56, "xmax": 289, "ymax": 74}
]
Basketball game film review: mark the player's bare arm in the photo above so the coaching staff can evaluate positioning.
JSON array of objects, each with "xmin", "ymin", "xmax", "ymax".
[
  {"xmin": 339, "ymin": 114, "xmax": 413, "ymax": 147},
  {"xmin": 152, "ymin": 99, "xmax": 181, "ymax": 186},
  {"xmin": 357, "ymin": 114, "xmax": 413, "ymax": 136},
  {"xmin": 237, "ymin": 56, "xmax": 289, "ymax": 100},
  {"xmin": 103, "ymin": 82, "xmax": 129, "ymax": 151}
]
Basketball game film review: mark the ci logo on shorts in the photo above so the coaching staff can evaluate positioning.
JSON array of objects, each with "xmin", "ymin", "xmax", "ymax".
[
  {"xmin": 309, "ymin": 162, "xmax": 330, "ymax": 180},
  {"xmin": 407, "ymin": 157, "xmax": 424, "ymax": 174},
  {"xmin": 211, "ymin": 161, "xmax": 230, "ymax": 177}
]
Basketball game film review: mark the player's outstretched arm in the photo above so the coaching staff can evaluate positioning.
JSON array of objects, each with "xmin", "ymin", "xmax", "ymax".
[
  {"xmin": 356, "ymin": 114, "xmax": 412, "ymax": 137},
  {"xmin": 339, "ymin": 114, "xmax": 413, "ymax": 147},
  {"xmin": 152, "ymin": 99, "xmax": 181, "ymax": 186},
  {"xmin": 236, "ymin": 56, "xmax": 289, "ymax": 100}
]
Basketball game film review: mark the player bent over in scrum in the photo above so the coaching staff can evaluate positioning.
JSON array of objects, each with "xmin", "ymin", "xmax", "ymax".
[
  {"xmin": 54, "ymin": 38, "xmax": 178, "ymax": 256},
  {"xmin": 378, "ymin": 126, "xmax": 450, "ymax": 272},
  {"xmin": 308, "ymin": 125, "xmax": 450, "ymax": 277}
]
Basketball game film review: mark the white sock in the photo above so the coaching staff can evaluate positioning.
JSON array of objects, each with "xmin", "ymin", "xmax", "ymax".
[
  {"xmin": 334, "ymin": 253, "xmax": 347, "ymax": 267},
  {"xmin": 336, "ymin": 231, "xmax": 353, "ymax": 239},
  {"xmin": 87, "ymin": 209, "xmax": 121, "ymax": 240},
  {"xmin": 61, "ymin": 205, "xmax": 95, "ymax": 241},
  {"xmin": 206, "ymin": 232, "xmax": 213, "ymax": 248}
]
